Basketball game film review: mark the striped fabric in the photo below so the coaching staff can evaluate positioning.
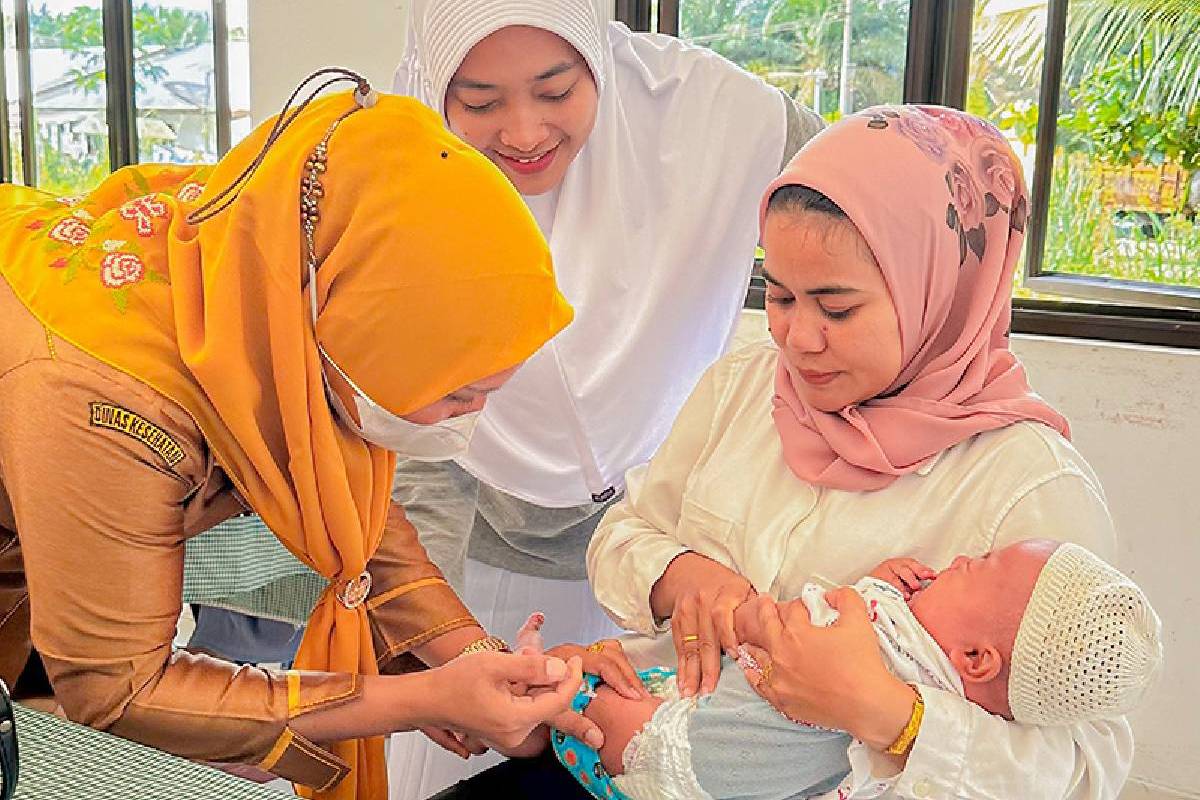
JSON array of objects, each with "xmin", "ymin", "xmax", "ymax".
[
  {"xmin": 183, "ymin": 515, "xmax": 326, "ymax": 626},
  {"xmin": 11, "ymin": 704, "xmax": 299, "ymax": 799}
]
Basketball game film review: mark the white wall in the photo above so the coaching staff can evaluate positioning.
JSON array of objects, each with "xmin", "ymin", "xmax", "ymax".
[
  {"xmin": 246, "ymin": 5, "xmax": 1198, "ymax": 798},
  {"xmin": 734, "ymin": 312, "xmax": 1200, "ymax": 800},
  {"xmin": 247, "ymin": 0, "xmax": 409, "ymax": 124}
]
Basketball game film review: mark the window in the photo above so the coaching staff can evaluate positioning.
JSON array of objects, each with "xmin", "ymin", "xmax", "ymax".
[
  {"xmin": 627, "ymin": 0, "xmax": 1200, "ymax": 347},
  {"xmin": 1, "ymin": 0, "xmax": 249, "ymax": 194},
  {"xmin": 972, "ymin": 0, "xmax": 1199, "ymax": 312}
]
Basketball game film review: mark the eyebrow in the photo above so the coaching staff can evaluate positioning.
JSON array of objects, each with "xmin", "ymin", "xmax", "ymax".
[
  {"xmin": 450, "ymin": 60, "xmax": 579, "ymax": 91},
  {"xmin": 534, "ymin": 60, "xmax": 579, "ymax": 81},
  {"xmin": 760, "ymin": 267, "xmax": 859, "ymax": 296}
]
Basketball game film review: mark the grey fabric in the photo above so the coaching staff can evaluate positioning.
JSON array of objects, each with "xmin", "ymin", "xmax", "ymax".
[
  {"xmin": 779, "ymin": 89, "xmax": 826, "ymax": 169},
  {"xmin": 689, "ymin": 658, "xmax": 851, "ymax": 800},
  {"xmin": 392, "ymin": 459, "xmax": 621, "ymax": 586}
]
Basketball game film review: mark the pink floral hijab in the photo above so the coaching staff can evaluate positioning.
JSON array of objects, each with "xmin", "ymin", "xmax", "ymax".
[{"xmin": 763, "ymin": 105, "xmax": 1069, "ymax": 492}]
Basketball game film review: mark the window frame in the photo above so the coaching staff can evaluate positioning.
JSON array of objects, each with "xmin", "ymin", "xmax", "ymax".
[
  {"xmin": 625, "ymin": 0, "xmax": 1200, "ymax": 349},
  {"xmin": 0, "ymin": 0, "xmax": 236, "ymax": 185}
]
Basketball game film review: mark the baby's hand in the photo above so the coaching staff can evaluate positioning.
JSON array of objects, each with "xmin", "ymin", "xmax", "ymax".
[{"xmin": 868, "ymin": 558, "xmax": 936, "ymax": 599}]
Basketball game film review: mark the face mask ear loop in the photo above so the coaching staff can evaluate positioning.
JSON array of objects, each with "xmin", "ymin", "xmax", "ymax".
[{"xmin": 186, "ymin": 67, "xmax": 376, "ymax": 226}]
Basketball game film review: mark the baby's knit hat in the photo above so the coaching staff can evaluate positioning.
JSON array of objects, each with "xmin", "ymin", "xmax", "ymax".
[{"xmin": 1009, "ymin": 543, "xmax": 1163, "ymax": 726}]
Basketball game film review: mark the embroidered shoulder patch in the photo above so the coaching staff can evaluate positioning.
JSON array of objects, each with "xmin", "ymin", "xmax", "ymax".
[{"xmin": 89, "ymin": 402, "xmax": 185, "ymax": 468}]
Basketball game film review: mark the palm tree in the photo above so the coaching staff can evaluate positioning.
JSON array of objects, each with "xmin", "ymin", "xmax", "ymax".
[{"xmin": 978, "ymin": 0, "xmax": 1200, "ymax": 114}]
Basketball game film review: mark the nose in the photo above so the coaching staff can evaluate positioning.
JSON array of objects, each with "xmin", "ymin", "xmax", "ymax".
[
  {"xmin": 498, "ymin": 102, "xmax": 548, "ymax": 153},
  {"xmin": 784, "ymin": 310, "xmax": 827, "ymax": 354}
]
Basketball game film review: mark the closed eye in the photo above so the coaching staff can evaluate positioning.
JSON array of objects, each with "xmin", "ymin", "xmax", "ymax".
[
  {"xmin": 818, "ymin": 303, "xmax": 856, "ymax": 320},
  {"xmin": 462, "ymin": 100, "xmax": 498, "ymax": 113}
]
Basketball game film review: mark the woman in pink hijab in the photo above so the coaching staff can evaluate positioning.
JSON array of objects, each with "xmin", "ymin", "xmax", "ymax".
[{"xmin": 586, "ymin": 106, "xmax": 1130, "ymax": 798}]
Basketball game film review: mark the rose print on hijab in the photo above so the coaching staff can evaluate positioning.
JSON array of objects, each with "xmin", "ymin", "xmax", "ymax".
[
  {"xmin": 893, "ymin": 108, "xmax": 951, "ymax": 162},
  {"xmin": 945, "ymin": 159, "xmax": 987, "ymax": 265},
  {"xmin": 866, "ymin": 105, "xmax": 1030, "ymax": 266}
]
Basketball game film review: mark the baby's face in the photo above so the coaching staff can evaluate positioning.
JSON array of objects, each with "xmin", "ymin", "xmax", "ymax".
[{"xmin": 907, "ymin": 539, "xmax": 1059, "ymax": 654}]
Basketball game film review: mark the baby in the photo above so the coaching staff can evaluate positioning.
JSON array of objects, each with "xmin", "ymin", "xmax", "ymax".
[{"xmin": 549, "ymin": 539, "xmax": 1163, "ymax": 800}]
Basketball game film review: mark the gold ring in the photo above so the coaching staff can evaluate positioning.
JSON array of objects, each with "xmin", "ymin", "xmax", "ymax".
[
  {"xmin": 681, "ymin": 634, "xmax": 700, "ymax": 644},
  {"xmin": 586, "ymin": 641, "xmax": 606, "ymax": 654},
  {"xmin": 760, "ymin": 659, "xmax": 773, "ymax": 686}
]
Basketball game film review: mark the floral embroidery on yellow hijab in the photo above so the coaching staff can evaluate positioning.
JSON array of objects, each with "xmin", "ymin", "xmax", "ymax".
[{"xmin": 0, "ymin": 84, "xmax": 572, "ymax": 800}]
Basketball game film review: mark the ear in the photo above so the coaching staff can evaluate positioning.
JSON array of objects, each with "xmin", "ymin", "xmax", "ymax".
[{"xmin": 949, "ymin": 645, "xmax": 1004, "ymax": 684}]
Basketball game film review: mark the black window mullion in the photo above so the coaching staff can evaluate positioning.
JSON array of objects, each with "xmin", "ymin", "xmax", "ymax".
[
  {"xmin": 1023, "ymin": 0, "xmax": 1067, "ymax": 290},
  {"xmin": 903, "ymin": 0, "xmax": 973, "ymax": 107},
  {"xmin": 615, "ymin": 0, "xmax": 652, "ymax": 32},
  {"xmin": 656, "ymin": 0, "xmax": 679, "ymax": 36},
  {"xmin": 102, "ymin": 0, "xmax": 137, "ymax": 169},
  {"xmin": 14, "ymin": 0, "xmax": 34, "ymax": 186},
  {"xmin": 212, "ymin": 0, "xmax": 231, "ymax": 155}
]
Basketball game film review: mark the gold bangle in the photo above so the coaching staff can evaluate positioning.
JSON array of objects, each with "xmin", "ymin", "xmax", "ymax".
[
  {"xmin": 457, "ymin": 635, "xmax": 510, "ymax": 657},
  {"xmin": 884, "ymin": 686, "xmax": 924, "ymax": 756}
]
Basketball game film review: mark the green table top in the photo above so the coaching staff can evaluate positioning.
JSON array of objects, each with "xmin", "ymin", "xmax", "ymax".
[{"xmin": 12, "ymin": 704, "xmax": 299, "ymax": 799}]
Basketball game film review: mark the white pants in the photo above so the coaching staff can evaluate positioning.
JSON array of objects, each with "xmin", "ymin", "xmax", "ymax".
[{"xmin": 386, "ymin": 558, "xmax": 622, "ymax": 800}]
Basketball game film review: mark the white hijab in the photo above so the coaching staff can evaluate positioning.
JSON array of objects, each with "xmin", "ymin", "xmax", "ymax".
[{"xmin": 397, "ymin": 0, "xmax": 787, "ymax": 507}]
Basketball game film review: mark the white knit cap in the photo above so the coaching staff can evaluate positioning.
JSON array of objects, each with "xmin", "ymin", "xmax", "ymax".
[{"xmin": 1009, "ymin": 543, "xmax": 1163, "ymax": 726}]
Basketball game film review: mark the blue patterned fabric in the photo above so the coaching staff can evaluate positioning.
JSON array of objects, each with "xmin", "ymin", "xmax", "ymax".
[{"xmin": 550, "ymin": 667, "xmax": 675, "ymax": 800}]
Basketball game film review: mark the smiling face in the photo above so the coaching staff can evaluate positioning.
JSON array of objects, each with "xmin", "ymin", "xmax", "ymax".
[
  {"xmin": 444, "ymin": 25, "xmax": 599, "ymax": 196},
  {"xmin": 762, "ymin": 204, "xmax": 903, "ymax": 413}
]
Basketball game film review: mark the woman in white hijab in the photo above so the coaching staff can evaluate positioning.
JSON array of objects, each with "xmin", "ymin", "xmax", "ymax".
[{"xmin": 389, "ymin": 3, "xmax": 824, "ymax": 796}]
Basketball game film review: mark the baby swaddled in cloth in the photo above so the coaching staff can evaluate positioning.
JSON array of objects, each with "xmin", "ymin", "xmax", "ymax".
[{"xmin": 549, "ymin": 539, "xmax": 1163, "ymax": 800}]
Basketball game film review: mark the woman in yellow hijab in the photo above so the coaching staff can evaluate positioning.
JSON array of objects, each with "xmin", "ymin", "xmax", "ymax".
[{"xmin": 0, "ymin": 72, "xmax": 579, "ymax": 799}]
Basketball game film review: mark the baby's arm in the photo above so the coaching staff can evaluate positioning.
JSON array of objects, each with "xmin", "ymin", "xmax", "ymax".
[{"xmin": 868, "ymin": 557, "xmax": 936, "ymax": 599}]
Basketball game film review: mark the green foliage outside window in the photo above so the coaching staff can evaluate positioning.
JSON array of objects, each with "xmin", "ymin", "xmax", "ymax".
[{"xmin": 22, "ymin": 3, "xmax": 213, "ymax": 192}]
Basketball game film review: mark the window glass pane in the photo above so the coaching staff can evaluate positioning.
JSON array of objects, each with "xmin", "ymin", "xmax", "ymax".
[
  {"xmin": 679, "ymin": 0, "xmax": 912, "ymax": 121},
  {"xmin": 29, "ymin": 0, "xmax": 110, "ymax": 194},
  {"xmin": 226, "ymin": 0, "xmax": 250, "ymax": 146},
  {"xmin": 970, "ymin": 0, "xmax": 1046, "ymax": 296},
  {"xmin": 1051, "ymin": 2, "xmax": 1199, "ymax": 290},
  {"xmin": 3, "ymin": 2, "xmax": 23, "ymax": 182},
  {"xmin": 133, "ymin": 1, "xmax": 217, "ymax": 165},
  {"xmin": 972, "ymin": 0, "xmax": 1200, "ymax": 296}
]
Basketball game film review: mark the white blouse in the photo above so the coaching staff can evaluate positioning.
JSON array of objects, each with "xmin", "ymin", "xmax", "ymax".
[{"xmin": 588, "ymin": 342, "xmax": 1132, "ymax": 800}]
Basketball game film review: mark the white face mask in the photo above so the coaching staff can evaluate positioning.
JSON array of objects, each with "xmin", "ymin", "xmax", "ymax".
[
  {"xmin": 318, "ymin": 345, "xmax": 480, "ymax": 460},
  {"xmin": 308, "ymin": 251, "xmax": 480, "ymax": 461}
]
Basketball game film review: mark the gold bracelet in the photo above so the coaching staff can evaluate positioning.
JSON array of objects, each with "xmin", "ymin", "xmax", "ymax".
[
  {"xmin": 884, "ymin": 686, "xmax": 924, "ymax": 756},
  {"xmin": 457, "ymin": 635, "xmax": 510, "ymax": 657}
]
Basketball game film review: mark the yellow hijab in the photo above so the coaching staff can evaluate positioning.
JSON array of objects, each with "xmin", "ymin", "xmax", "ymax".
[{"xmin": 0, "ymin": 89, "xmax": 572, "ymax": 799}]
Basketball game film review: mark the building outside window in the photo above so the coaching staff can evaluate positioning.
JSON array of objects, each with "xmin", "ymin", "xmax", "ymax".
[{"xmin": 2, "ymin": 0, "xmax": 249, "ymax": 194}]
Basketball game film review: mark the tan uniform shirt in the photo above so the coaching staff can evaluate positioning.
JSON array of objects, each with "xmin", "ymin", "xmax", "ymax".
[{"xmin": 0, "ymin": 275, "xmax": 476, "ymax": 790}]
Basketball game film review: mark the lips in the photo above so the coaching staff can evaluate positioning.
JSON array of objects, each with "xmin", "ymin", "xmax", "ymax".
[
  {"xmin": 798, "ymin": 369, "xmax": 840, "ymax": 386},
  {"xmin": 496, "ymin": 145, "xmax": 559, "ymax": 176}
]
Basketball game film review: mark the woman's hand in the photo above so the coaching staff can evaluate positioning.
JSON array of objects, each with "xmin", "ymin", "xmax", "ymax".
[
  {"xmin": 418, "ymin": 650, "xmax": 584, "ymax": 751},
  {"xmin": 734, "ymin": 590, "xmax": 916, "ymax": 751},
  {"xmin": 652, "ymin": 552, "xmax": 756, "ymax": 697},
  {"xmin": 547, "ymin": 640, "xmax": 649, "ymax": 701}
]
